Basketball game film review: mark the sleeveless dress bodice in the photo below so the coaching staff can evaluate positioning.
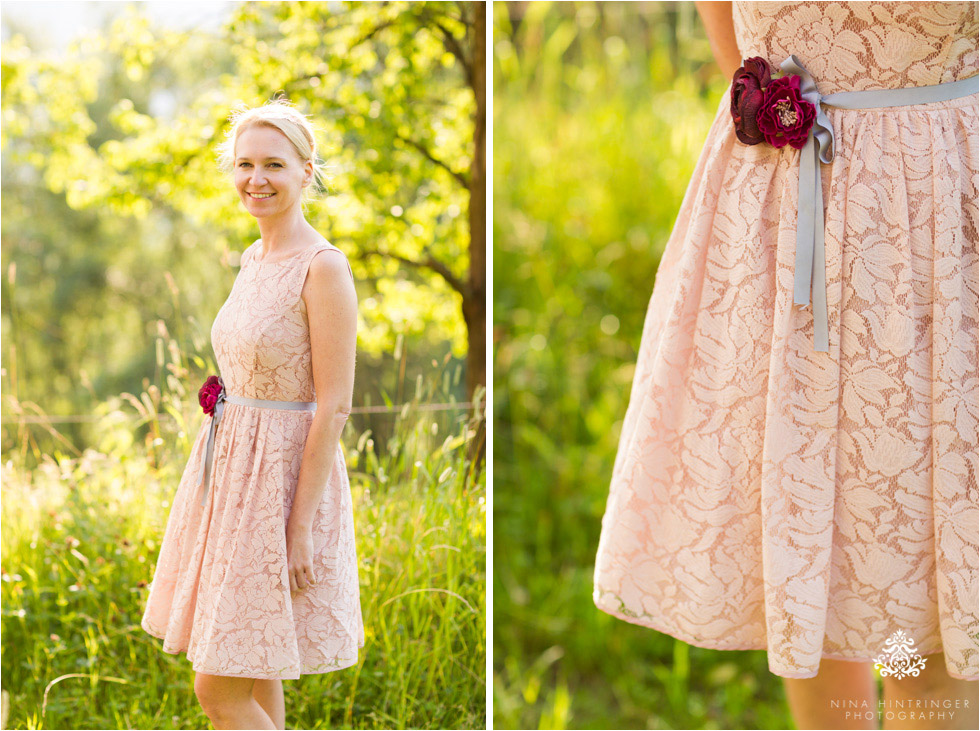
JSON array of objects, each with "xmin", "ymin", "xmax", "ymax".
[{"xmin": 211, "ymin": 239, "xmax": 346, "ymax": 402}]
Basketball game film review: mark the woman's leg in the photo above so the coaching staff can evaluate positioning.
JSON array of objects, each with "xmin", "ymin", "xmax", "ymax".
[
  {"xmin": 781, "ymin": 659, "xmax": 879, "ymax": 730},
  {"xmin": 880, "ymin": 652, "xmax": 978, "ymax": 730},
  {"xmin": 252, "ymin": 678, "xmax": 286, "ymax": 730},
  {"xmin": 194, "ymin": 673, "xmax": 276, "ymax": 730}
]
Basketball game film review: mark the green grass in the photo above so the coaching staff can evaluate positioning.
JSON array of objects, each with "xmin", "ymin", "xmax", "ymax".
[{"xmin": 1, "ymin": 354, "xmax": 486, "ymax": 729}]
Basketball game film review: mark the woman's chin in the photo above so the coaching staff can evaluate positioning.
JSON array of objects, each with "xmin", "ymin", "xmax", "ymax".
[{"xmin": 244, "ymin": 201, "xmax": 274, "ymax": 216}]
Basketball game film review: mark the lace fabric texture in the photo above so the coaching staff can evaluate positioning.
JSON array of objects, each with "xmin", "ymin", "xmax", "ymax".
[
  {"xmin": 141, "ymin": 240, "xmax": 364, "ymax": 679},
  {"xmin": 594, "ymin": 1, "xmax": 979, "ymax": 680},
  {"xmin": 734, "ymin": 1, "xmax": 979, "ymax": 94}
]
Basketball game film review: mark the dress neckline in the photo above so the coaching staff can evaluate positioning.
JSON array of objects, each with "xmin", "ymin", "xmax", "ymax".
[{"xmin": 250, "ymin": 240, "xmax": 323, "ymax": 266}]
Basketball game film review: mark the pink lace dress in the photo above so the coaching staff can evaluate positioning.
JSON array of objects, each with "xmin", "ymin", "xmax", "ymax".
[
  {"xmin": 141, "ymin": 239, "xmax": 365, "ymax": 679},
  {"xmin": 594, "ymin": 1, "xmax": 978, "ymax": 680}
]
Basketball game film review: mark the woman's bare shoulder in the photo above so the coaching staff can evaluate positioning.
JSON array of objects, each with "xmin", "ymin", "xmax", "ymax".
[{"xmin": 302, "ymin": 239, "xmax": 355, "ymax": 304}]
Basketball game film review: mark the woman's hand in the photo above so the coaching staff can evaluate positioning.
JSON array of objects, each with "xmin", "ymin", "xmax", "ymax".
[{"xmin": 285, "ymin": 523, "xmax": 316, "ymax": 593}]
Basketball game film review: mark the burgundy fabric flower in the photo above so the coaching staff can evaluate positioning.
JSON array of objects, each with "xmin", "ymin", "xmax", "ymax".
[
  {"xmin": 198, "ymin": 375, "xmax": 224, "ymax": 416},
  {"xmin": 756, "ymin": 74, "xmax": 816, "ymax": 150},
  {"xmin": 730, "ymin": 56, "xmax": 773, "ymax": 145}
]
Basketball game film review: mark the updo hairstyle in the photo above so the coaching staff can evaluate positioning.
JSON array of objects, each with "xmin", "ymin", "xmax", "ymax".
[{"xmin": 216, "ymin": 96, "xmax": 328, "ymax": 207}]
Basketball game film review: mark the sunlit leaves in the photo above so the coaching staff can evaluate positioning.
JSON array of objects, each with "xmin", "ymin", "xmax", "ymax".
[{"xmin": 1, "ymin": 1, "xmax": 478, "ymax": 359}]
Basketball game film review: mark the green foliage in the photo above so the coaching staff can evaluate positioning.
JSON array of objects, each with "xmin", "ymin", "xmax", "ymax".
[
  {"xmin": 1, "ymin": 1, "xmax": 481, "ymax": 442},
  {"xmin": 493, "ymin": 2, "xmax": 795, "ymax": 728},
  {"xmin": 1, "ymin": 369, "xmax": 486, "ymax": 730}
]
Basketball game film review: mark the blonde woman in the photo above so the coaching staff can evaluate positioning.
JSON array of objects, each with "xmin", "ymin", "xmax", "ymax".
[{"xmin": 141, "ymin": 98, "xmax": 363, "ymax": 730}]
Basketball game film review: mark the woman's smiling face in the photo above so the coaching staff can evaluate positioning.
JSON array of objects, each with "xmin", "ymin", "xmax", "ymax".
[{"xmin": 234, "ymin": 124, "xmax": 313, "ymax": 218}]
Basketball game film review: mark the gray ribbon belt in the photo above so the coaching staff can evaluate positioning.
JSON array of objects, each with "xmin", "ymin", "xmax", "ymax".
[
  {"xmin": 196, "ymin": 391, "xmax": 318, "ymax": 506},
  {"xmin": 778, "ymin": 54, "xmax": 978, "ymax": 352}
]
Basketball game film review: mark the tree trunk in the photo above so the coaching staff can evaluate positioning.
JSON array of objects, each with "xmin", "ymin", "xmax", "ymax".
[
  {"xmin": 465, "ymin": 0, "xmax": 486, "ymax": 402},
  {"xmin": 465, "ymin": 0, "xmax": 486, "ymax": 470}
]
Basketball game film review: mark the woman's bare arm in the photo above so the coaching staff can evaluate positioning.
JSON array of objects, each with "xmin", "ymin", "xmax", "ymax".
[
  {"xmin": 285, "ymin": 249, "xmax": 357, "ymax": 593},
  {"xmin": 694, "ymin": 1, "xmax": 742, "ymax": 80}
]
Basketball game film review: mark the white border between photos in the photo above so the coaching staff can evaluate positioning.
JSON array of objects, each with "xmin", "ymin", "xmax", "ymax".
[{"xmin": 485, "ymin": 1, "xmax": 494, "ymax": 727}]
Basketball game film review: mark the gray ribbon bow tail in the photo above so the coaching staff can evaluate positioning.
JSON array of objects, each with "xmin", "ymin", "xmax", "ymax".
[
  {"xmin": 780, "ymin": 54, "xmax": 835, "ymax": 353},
  {"xmin": 196, "ymin": 389, "xmax": 227, "ymax": 506}
]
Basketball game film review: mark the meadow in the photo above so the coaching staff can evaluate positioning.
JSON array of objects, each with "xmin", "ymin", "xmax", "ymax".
[
  {"xmin": 1, "ymin": 337, "xmax": 486, "ymax": 730},
  {"xmin": 491, "ymin": 3, "xmax": 846, "ymax": 728}
]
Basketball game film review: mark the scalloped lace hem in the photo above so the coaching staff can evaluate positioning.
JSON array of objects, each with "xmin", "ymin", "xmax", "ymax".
[{"xmin": 142, "ymin": 619, "xmax": 364, "ymax": 680}]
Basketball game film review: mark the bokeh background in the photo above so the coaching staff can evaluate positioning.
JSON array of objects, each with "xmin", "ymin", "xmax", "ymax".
[
  {"xmin": 1, "ymin": 2, "xmax": 485, "ymax": 729},
  {"xmin": 493, "ymin": 2, "xmax": 797, "ymax": 728}
]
